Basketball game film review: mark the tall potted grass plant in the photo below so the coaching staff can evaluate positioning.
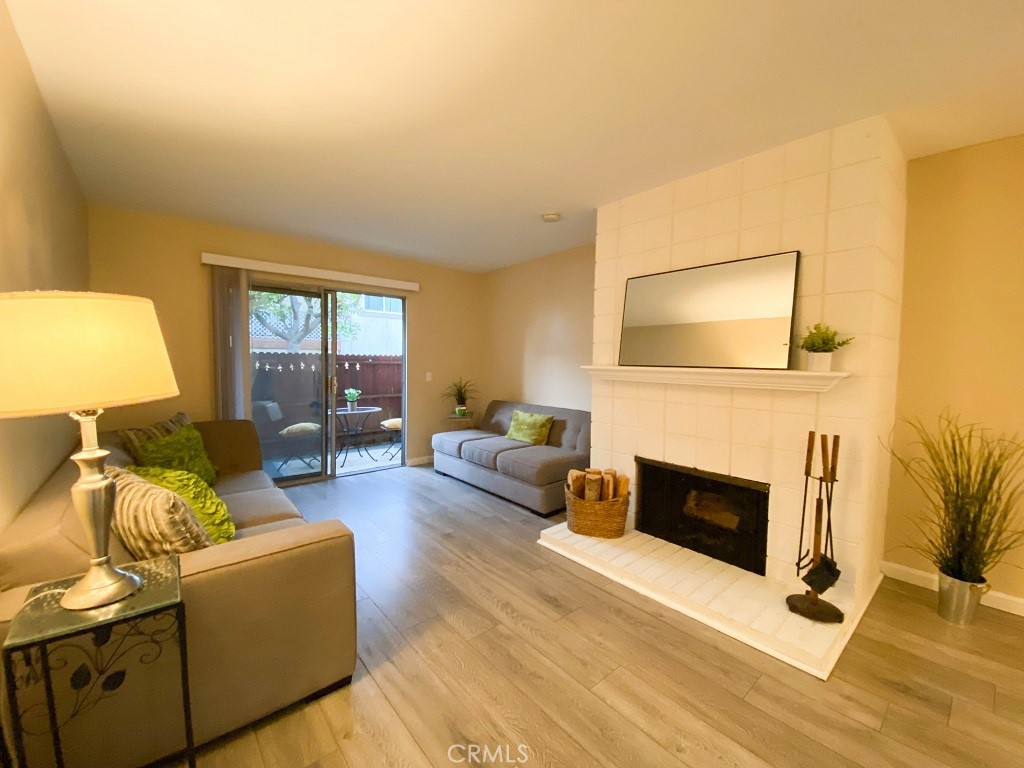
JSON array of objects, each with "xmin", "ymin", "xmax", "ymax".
[{"xmin": 890, "ymin": 413, "xmax": 1024, "ymax": 624}]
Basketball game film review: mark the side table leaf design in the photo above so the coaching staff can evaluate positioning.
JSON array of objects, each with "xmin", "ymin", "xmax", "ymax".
[
  {"xmin": 69, "ymin": 664, "xmax": 91, "ymax": 691},
  {"xmin": 16, "ymin": 610, "xmax": 176, "ymax": 733},
  {"xmin": 101, "ymin": 669, "xmax": 126, "ymax": 692}
]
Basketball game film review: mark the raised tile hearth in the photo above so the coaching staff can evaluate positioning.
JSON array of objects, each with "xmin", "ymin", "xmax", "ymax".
[{"xmin": 538, "ymin": 523, "xmax": 869, "ymax": 679}]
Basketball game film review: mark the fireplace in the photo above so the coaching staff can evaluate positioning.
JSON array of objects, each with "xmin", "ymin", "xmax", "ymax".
[{"xmin": 635, "ymin": 457, "xmax": 769, "ymax": 576}]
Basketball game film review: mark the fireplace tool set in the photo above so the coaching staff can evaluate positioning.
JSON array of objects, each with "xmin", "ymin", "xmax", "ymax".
[{"xmin": 787, "ymin": 431, "xmax": 845, "ymax": 624}]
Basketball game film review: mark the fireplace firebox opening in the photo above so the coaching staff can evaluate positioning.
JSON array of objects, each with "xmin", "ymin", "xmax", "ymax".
[{"xmin": 635, "ymin": 457, "xmax": 769, "ymax": 576}]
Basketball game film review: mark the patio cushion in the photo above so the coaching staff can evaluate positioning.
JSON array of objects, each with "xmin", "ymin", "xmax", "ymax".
[
  {"xmin": 496, "ymin": 446, "xmax": 590, "ymax": 486},
  {"xmin": 279, "ymin": 422, "xmax": 320, "ymax": 437},
  {"xmin": 431, "ymin": 429, "xmax": 495, "ymax": 458},
  {"xmin": 460, "ymin": 436, "xmax": 528, "ymax": 470}
]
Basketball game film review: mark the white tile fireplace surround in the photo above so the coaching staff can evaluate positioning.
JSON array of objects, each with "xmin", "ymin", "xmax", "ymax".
[{"xmin": 539, "ymin": 116, "xmax": 907, "ymax": 679}]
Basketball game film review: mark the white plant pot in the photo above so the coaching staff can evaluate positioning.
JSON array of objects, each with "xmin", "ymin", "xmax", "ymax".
[{"xmin": 805, "ymin": 352, "xmax": 833, "ymax": 372}]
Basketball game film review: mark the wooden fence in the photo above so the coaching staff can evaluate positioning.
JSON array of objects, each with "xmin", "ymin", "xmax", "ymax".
[{"xmin": 251, "ymin": 352, "xmax": 403, "ymax": 440}]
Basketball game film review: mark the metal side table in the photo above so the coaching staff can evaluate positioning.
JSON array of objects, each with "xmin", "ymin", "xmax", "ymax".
[{"xmin": 2, "ymin": 556, "xmax": 195, "ymax": 768}]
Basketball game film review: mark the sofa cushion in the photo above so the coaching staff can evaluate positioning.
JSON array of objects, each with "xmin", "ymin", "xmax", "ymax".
[
  {"xmin": 107, "ymin": 467, "xmax": 214, "ymax": 560},
  {"xmin": 496, "ymin": 446, "xmax": 591, "ymax": 486},
  {"xmin": 221, "ymin": 488, "xmax": 303, "ymax": 529},
  {"xmin": 477, "ymin": 400, "xmax": 591, "ymax": 453},
  {"xmin": 136, "ymin": 424, "xmax": 217, "ymax": 486},
  {"xmin": 233, "ymin": 518, "xmax": 307, "ymax": 539},
  {"xmin": 431, "ymin": 429, "xmax": 495, "ymax": 459},
  {"xmin": 118, "ymin": 411, "xmax": 191, "ymax": 460},
  {"xmin": 127, "ymin": 466, "xmax": 235, "ymax": 544},
  {"xmin": 213, "ymin": 470, "xmax": 276, "ymax": 496},
  {"xmin": 506, "ymin": 410, "xmax": 554, "ymax": 445},
  {"xmin": 461, "ymin": 436, "xmax": 528, "ymax": 470}
]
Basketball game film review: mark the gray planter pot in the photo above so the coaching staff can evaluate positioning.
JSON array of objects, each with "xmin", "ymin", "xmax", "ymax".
[
  {"xmin": 347, "ymin": 400, "xmax": 357, "ymax": 412},
  {"xmin": 937, "ymin": 571, "xmax": 991, "ymax": 624}
]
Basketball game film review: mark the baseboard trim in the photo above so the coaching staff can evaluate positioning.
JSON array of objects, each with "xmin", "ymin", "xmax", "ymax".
[
  {"xmin": 406, "ymin": 455, "xmax": 432, "ymax": 467},
  {"xmin": 881, "ymin": 561, "xmax": 1024, "ymax": 617}
]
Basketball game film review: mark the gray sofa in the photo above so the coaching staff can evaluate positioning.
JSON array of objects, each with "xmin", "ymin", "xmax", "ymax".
[
  {"xmin": 0, "ymin": 420, "xmax": 356, "ymax": 768},
  {"xmin": 432, "ymin": 400, "xmax": 591, "ymax": 516}
]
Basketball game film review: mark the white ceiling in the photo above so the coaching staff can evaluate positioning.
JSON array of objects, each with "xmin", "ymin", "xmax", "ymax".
[{"xmin": 8, "ymin": 1, "xmax": 1024, "ymax": 271}]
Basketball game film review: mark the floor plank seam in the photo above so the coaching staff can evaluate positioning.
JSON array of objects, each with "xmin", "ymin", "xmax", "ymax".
[{"xmin": 587, "ymin": 664, "xmax": 623, "ymax": 692}]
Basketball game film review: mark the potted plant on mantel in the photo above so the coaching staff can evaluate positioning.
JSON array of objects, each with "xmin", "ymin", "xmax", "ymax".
[
  {"xmin": 343, "ymin": 388, "xmax": 361, "ymax": 412},
  {"xmin": 442, "ymin": 377, "xmax": 478, "ymax": 418},
  {"xmin": 799, "ymin": 323, "xmax": 853, "ymax": 372},
  {"xmin": 890, "ymin": 413, "xmax": 1024, "ymax": 624}
]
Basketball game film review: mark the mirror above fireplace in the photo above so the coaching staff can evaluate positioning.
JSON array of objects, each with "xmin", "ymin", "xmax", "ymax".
[{"xmin": 619, "ymin": 250, "xmax": 799, "ymax": 369}]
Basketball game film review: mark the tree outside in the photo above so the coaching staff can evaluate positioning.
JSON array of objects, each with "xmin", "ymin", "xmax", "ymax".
[{"xmin": 249, "ymin": 290, "xmax": 360, "ymax": 352}]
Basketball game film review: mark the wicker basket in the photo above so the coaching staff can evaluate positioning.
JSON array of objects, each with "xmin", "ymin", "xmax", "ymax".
[{"xmin": 565, "ymin": 484, "xmax": 629, "ymax": 538}]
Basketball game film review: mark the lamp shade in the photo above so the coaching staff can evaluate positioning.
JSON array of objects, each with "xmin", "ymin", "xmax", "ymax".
[{"xmin": 0, "ymin": 292, "xmax": 179, "ymax": 418}]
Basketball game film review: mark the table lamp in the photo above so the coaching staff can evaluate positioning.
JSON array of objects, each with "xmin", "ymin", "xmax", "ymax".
[{"xmin": 0, "ymin": 292, "xmax": 179, "ymax": 610}]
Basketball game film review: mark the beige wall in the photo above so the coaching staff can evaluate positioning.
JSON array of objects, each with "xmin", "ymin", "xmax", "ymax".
[
  {"xmin": 0, "ymin": 0, "xmax": 88, "ymax": 528},
  {"xmin": 885, "ymin": 134, "xmax": 1024, "ymax": 597},
  {"xmin": 481, "ymin": 245, "xmax": 594, "ymax": 412},
  {"xmin": 88, "ymin": 206, "xmax": 492, "ymax": 461}
]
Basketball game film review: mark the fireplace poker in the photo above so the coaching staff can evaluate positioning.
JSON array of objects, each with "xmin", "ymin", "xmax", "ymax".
[
  {"xmin": 824, "ymin": 435, "xmax": 840, "ymax": 560},
  {"xmin": 795, "ymin": 430, "xmax": 815, "ymax": 575}
]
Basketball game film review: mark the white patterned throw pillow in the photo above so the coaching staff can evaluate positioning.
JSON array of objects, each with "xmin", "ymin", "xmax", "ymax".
[{"xmin": 106, "ymin": 466, "xmax": 213, "ymax": 559}]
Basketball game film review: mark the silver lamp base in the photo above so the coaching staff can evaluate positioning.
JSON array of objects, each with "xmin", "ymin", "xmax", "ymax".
[
  {"xmin": 60, "ymin": 560, "xmax": 143, "ymax": 610},
  {"xmin": 61, "ymin": 409, "xmax": 145, "ymax": 611}
]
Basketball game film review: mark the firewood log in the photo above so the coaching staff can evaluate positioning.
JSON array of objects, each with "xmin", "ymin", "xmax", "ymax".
[
  {"xmin": 615, "ymin": 475, "xmax": 630, "ymax": 499},
  {"xmin": 601, "ymin": 472, "xmax": 615, "ymax": 501},
  {"xmin": 567, "ymin": 470, "xmax": 585, "ymax": 499},
  {"xmin": 584, "ymin": 472, "xmax": 602, "ymax": 501}
]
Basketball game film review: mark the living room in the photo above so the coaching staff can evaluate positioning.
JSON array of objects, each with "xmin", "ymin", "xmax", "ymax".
[{"xmin": 2, "ymin": 2, "xmax": 1024, "ymax": 768}]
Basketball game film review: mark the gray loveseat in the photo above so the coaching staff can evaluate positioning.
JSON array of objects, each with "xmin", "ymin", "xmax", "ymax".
[{"xmin": 432, "ymin": 400, "xmax": 591, "ymax": 516}]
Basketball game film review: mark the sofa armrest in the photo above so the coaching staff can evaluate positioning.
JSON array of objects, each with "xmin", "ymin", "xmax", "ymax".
[
  {"xmin": 194, "ymin": 420, "xmax": 264, "ymax": 474},
  {"xmin": 178, "ymin": 520, "xmax": 356, "ymax": 743}
]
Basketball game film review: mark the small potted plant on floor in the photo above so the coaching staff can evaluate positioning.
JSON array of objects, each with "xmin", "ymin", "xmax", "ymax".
[
  {"xmin": 343, "ymin": 388, "xmax": 361, "ymax": 412},
  {"xmin": 442, "ymin": 377, "xmax": 477, "ymax": 418},
  {"xmin": 890, "ymin": 413, "xmax": 1024, "ymax": 624},
  {"xmin": 799, "ymin": 323, "xmax": 853, "ymax": 371}
]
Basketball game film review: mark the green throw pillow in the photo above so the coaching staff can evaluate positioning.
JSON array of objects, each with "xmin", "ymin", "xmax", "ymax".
[
  {"xmin": 136, "ymin": 424, "xmax": 217, "ymax": 487},
  {"xmin": 506, "ymin": 410, "xmax": 554, "ymax": 445},
  {"xmin": 127, "ymin": 465, "xmax": 235, "ymax": 544}
]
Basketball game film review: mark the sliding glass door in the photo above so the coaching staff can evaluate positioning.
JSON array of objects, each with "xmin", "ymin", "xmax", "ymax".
[
  {"xmin": 328, "ymin": 291, "xmax": 406, "ymax": 475},
  {"xmin": 240, "ymin": 284, "xmax": 405, "ymax": 482},
  {"xmin": 248, "ymin": 286, "xmax": 329, "ymax": 482}
]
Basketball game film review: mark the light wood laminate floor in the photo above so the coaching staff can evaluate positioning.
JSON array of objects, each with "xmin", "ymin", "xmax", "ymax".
[{"xmin": 158, "ymin": 466, "xmax": 1024, "ymax": 768}]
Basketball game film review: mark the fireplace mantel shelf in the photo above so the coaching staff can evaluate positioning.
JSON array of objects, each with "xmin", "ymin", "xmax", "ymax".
[{"xmin": 583, "ymin": 365, "xmax": 849, "ymax": 392}]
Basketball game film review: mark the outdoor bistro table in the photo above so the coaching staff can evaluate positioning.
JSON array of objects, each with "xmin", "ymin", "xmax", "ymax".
[{"xmin": 330, "ymin": 406, "xmax": 383, "ymax": 468}]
